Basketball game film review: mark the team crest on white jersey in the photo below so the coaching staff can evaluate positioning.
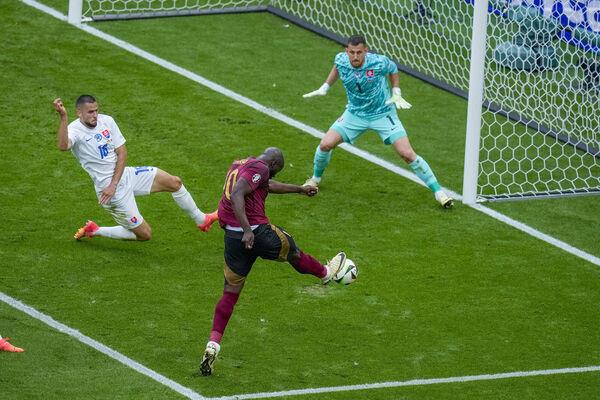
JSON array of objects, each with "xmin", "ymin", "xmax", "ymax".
[{"xmin": 252, "ymin": 173, "xmax": 261, "ymax": 183}]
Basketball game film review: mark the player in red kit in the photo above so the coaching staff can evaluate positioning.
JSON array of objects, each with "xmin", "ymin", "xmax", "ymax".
[{"xmin": 199, "ymin": 147, "xmax": 347, "ymax": 376}]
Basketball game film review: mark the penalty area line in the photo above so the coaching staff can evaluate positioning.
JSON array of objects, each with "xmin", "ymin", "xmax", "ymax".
[
  {"xmin": 0, "ymin": 292, "xmax": 206, "ymax": 400},
  {"xmin": 211, "ymin": 365, "xmax": 600, "ymax": 399}
]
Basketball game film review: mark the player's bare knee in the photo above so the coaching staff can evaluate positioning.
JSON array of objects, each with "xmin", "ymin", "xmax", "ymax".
[
  {"xmin": 224, "ymin": 281, "xmax": 244, "ymax": 294},
  {"xmin": 135, "ymin": 226, "xmax": 152, "ymax": 241},
  {"xmin": 171, "ymin": 175, "xmax": 183, "ymax": 192},
  {"xmin": 319, "ymin": 142, "xmax": 335, "ymax": 152},
  {"xmin": 397, "ymin": 149, "xmax": 416, "ymax": 163},
  {"xmin": 400, "ymin": 154, "xmax": 414, "ymax": 163},
  {"xmin": 136, "ymin": 232, "xmax": 151, "ymax": 241}
]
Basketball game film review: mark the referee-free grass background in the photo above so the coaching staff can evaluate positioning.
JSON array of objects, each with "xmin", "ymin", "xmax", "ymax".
[{"xmin": 1, "ymin": 1, "xmax": 598, "ymax": 399}]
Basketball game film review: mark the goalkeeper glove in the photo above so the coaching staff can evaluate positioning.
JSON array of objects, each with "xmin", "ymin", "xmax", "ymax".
[
  {"xmin": 385, "ymin": 87, "xmax": 412, "ymax": 109},
  {"xmin": 303, "ymin": 83, "xmax": 330, "ymax": 98}
]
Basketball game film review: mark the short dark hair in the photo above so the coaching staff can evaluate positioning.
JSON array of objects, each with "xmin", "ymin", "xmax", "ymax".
[
  {"xmin": 76, "ymin": 95, "xmax": 96, "ymax": 108},
  {"xmin": 347, "ymin": 35, "xmax": 367, "ymax": 47}
]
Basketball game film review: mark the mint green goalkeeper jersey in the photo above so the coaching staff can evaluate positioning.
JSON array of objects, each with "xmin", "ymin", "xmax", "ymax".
[{"xmin": 334, "ymin": 51, "xmax": 398, "ymax": 119}]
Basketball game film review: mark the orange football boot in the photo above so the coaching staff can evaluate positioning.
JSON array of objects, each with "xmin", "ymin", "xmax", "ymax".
[
  {"xmin": 198, "ymin": 211, "xmax": 219, "ymax": 232},
  {"xmin": 74, "ymin": 220, "xmax": 99, "ymax": 240},
  {"xmin": 0, "ymin": 338, "xmax": 24, "ymax": 353}
]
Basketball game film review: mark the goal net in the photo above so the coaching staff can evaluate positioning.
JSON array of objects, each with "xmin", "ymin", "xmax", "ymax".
[
  {"xmin": 79, "ymin": 0, "xmax": 600, "ymax": 202},
  {"xmin": 83, "ymin": 0, "xmax": 268, "ymax": 20}
]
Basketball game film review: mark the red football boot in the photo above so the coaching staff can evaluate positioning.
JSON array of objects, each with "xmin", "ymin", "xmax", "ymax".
[{"xmin": 74, "ymin": 220, "xmax": 99, "ymax": 240}]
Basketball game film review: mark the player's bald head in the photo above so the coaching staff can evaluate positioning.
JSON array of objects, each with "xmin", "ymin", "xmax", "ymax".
[{"xmin": 259, "ymin": 147, "xmax": 284, "ymax": 177}]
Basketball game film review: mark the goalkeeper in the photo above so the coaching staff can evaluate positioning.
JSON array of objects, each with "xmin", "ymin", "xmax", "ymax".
[{"xmin": 303, "ymin": 35, "xmax": 453, "ymax": 208}]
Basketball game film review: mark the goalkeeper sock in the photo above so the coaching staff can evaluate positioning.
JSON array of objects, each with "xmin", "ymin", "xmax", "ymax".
[
  {"xmin": 313, "ymin": 146, "xmax": 332, "ymax": 178},
  {"xmin": 171, "ymin": 184, "xmax": 206, "ymax": 225},
  {"xmin": 95, "ymin": 226, "xmax": 137, "ymax": 240},
  {"xmin": 409, "ymin": 155, "xmax": 442, "ymax": 193}
]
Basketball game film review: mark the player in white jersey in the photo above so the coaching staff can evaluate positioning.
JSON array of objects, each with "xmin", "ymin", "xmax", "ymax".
[
  {"xmin": 53, "ymin": 95, "xmax": 218, "ymax": 241},
  {"xmin": 302, "ymin": 35, "xmax": 453, "ymax": 208}
]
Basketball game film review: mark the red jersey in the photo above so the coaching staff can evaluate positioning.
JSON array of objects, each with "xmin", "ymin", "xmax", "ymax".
[{"xmin": 218, "ymin": 158, "xmax": 270, "ymax": 228}]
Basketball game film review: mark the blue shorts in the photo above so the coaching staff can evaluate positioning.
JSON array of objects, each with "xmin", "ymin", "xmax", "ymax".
[{"xmin": 330, "ymin": 109, "xmax": 407, "ymax": 145}]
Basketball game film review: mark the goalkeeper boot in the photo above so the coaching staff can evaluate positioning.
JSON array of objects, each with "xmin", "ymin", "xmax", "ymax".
[
  {"xmin": 435, "ymin": 190, "xmax": 454, "ymax": 209},
  {"xmin": 199, "ymin": 210, "xmax": 219, "ymax": 232},
  {"xmin": 74, "ymin": 220, "xmax": 99, "ymax": 240},
  {"xmin": 200, "ymin": 341, "xmax": 220, "ymax": 376},
  {"xmin": 303, "ymin": 177, "xmax": 321, "ymax": 188},
  {"xmin": 322, "ymin": 251, "xmax": 347, "ymax": 284},
  {"xmin": 0, "ymin": 338, "xmax": 24, "ymax": 353}
]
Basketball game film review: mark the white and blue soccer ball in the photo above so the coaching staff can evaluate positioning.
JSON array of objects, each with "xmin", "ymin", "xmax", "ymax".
[{"xmin": 334, "ymin": 258, "xmax": 358, "ymax": 285}]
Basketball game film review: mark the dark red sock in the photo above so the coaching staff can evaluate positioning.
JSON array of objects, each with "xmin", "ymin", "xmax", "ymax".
[
  {"xmin": 209, "ymin": 291, "xmax": 240, "ymax": 344},
  {"xmin": 291, "ymin": 251, "xmax": 327, "ymax": 278}
]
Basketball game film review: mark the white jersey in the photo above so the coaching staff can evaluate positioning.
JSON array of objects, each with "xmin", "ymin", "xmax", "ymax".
[{"xmin": 67, "ymin": 114, "xmax": 126, "ymax": 191}]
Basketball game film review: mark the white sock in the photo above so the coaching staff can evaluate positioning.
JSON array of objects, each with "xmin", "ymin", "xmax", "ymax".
[
  {"xmin": 95, "ymin": 226, "xmax": 137, "ymax": 240},
  {"xmin": 172, "ymin": 184, "xmax": 205, "ymax": 225}
]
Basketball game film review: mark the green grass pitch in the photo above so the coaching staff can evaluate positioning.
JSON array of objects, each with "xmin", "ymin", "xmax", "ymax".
[{"xmin": 1, "ymin": 1, "xmax": 599, "ymax": 399}]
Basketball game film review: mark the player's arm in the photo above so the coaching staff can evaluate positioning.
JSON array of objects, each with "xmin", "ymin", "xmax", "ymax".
[
  {"xmin": 385, "ymin": 72, "xmax": 412, "ymax": 109},
  {"xmin": 53, "ymin": 98, "xmax": 71, "ymax": 151},
  {"xmin": 230, "ymin": 178, "xmax": 255, "ymax": 249},
  {"xmin": 268, "ymin": 180, "xmax": 318, "ymax": 197},
  {"xmin": 389, "ymin": 72, "xmax": 400, "ymax": 90},
  {"xmin": 99, "ymin": 144, "xmax": 127, "ymax": 205},
  {"xmin": 302, "ymin": 66, "xmax": 339, "ymax": 98}
]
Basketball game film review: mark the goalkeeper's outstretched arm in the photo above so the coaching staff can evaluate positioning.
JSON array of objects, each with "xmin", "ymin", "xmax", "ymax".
[{"xmin": 303, "ymin": 66, "xmax": 339, "ymax": 98}]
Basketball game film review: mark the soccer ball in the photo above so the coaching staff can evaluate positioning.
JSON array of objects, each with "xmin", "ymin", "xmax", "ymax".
[{"xmin": 334, "ymin": 258, "xmax": 358, "ymax": 285}]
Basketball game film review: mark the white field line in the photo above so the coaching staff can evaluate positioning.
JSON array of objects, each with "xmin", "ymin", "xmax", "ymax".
[
  {"xmin": 3, "ymin": 292, "xmax": 600, "ymax": 400},
  {"xmin": 21, "ymin": 0, "xmax": 599, "ymax": 267},
  {"xmin": 2, "ymin": 295, "xmax": 600, "ymax": 400},
  {"xmin": 210, "ymin": 365, "xmax": 600, "ymax": 400},
  {"xmin": 0, "ymin": 292, "xmax": 206, "ymax": 400},
  {"xmin": 15, "ymin": 1, "xmax": 600, "ymax": 398}
]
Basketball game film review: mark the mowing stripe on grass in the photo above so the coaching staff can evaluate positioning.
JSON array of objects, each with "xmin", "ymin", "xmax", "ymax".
[
  {"xmin": 22, "ymin": 3, "xmax": 600, "ymax": 268},
  {"xmin": 211, "ymin": 365, "xmax": 600, "ymax": 399},
  {"xmin": 21, "ymin": 0, "xmax": 600, "ymax": 268},
  {"xmin": 0, "ymin": 292, "xmax": 206, "ymax": 400},
  {"xmin": 3, "ymin": 292, "xmax": 599, "ymax": 400}
]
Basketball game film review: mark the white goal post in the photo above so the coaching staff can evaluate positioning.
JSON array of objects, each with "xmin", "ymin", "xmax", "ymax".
[
  {"xmin": 67, "ymin": 0, "xmax": 600, "ymax": 203},
  {"xmin": 68, "ymin": 0, "xmax": 83, "ymax": 25}
]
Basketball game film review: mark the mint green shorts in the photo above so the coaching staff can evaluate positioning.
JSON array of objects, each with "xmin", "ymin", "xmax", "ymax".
[{"xmin": 330, "ymin": 109, "xmax": 407, "ymax": 145}]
